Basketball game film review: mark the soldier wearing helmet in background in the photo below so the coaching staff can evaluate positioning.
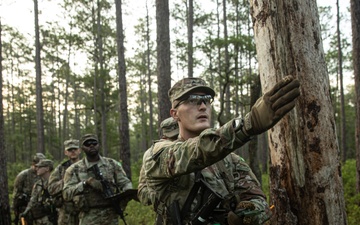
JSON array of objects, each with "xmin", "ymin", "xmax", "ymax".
[
  {"xmin": 12, "ymin": 153, "xmax": 46, "ymax": 225},
  {"xmin": 48, "ymin": 139, "xmax": 82, "ymax": 225},
  {"xmin": 158, "ymin": 117, "xmax": 180, "ymax": 141},
  {"xmin": 138, "ymin": 117, "xmax": 179, "ymax": 206}
]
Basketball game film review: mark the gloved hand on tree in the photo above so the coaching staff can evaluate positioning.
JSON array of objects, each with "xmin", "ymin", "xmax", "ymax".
[{"xmin": 243, "ymin": 75, "xmax": 300, "ymax": 136}]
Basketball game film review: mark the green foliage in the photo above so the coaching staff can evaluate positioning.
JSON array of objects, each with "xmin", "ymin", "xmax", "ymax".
[
  {"xmin": 342, "ymin": 159, "xmax": 360, "ymax": 225},
  {"xmin": 121, "ymin": 160, "xmax": 156, "ymax": 224},
  {"xmin": 121, "ymin": 199, "xmax": 156, "ymax": 225},
  {"xmin": 261, "ymin": 173, "xmax": 270, "ymax": 202},
  {"xmin": 7, "ymin": 162, "xmax": 29, "ymax": 205}
]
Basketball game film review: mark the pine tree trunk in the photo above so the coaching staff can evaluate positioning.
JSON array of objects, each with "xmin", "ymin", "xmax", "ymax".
[
  {"xmin": 97, "ymin": 0, "xmax": 108, "ymax": 157},
  {"xmin": 350, "ymin": 0, "xmax": 360, "ymax": 194},
  {"xmin": 336, "ymin": 0, "xmax": 347, "ymax": 162},
  {"xmin": 250, "ymin": 0, "xmax": 347, "ymax": 224},
  {"xmin": 115, "ymin": 0, "xmax": 131, "ymax": 178},
  {"xmin": 34, "ymin": 0, "xmax": 45, "ymax": 154},
  {"xmin": 187, "ymin": 0, "xmax": 194, "ymax": 78},
  {"xmin": 146, "ymin": 2, "xmax": 154, "ymax": 144},
  {"xmin": 156, "ymin": 0, "xmax": 172, "ymax": 128}
]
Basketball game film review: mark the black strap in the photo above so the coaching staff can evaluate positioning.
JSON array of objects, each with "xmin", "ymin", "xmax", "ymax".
[{"xmin": 180, "ymin": 171, "xmax": 203, "ymax": 217}]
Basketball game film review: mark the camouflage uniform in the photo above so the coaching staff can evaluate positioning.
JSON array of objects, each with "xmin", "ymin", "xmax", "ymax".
[
  {"xmin": 12, "ymin": 153, "xmax": 46, "ymax": 224},
  {"xmin": 63, "ymin": 155, "xmax": 133, "ymax": 225},
  {"xmin": 159, "ymin": 117, "xmax": 179, "ymax": 139},
  {"xmin": 48, "ymin": 139, "xmax": 81, "ymax": 225},
  {"xmin": 142, "ymin": 78, "xmax": 272, "ymax": 225},
  {"xmin": 138, "ymin": 117, "xmax": 179, "ymax": 206},
  {"xmin": 23, "ymin": 159, "xmax": 56, "ymax": 225}
]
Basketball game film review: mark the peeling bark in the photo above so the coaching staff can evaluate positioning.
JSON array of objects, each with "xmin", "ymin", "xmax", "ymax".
[{"xmin": 249, "ymin": 0, "xmax": 347, "ymax": 224}]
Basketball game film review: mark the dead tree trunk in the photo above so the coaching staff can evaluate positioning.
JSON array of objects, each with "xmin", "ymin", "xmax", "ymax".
[{"xmin": 249, "ymin": 0, "xmax": 347, "ymax": 224}]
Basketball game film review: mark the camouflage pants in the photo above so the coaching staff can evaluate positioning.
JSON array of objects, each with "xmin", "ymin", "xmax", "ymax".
[
  {"xmin": 57, "ymin": 207, "xmax": 79, "ymax": 225},
  {"xmin": 33, "ymin": 216, "xmax": 53, "ymax": 225},
  {"xmin": 79, "ymin": 207, "xmax": 118, "ymax": 225}
]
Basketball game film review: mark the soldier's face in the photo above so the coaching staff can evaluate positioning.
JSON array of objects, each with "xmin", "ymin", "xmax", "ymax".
[
  {"xmin": 36, "ymin": 166, "xmax": 49, "ymax": 176},
  {"xmin": 65, "ymin": 148, "xmax": 81, "ymax": 160},
  {"xmin": 171, "ymin": 92, "xmax": 212, "ymax": 138},
  {"xmin": 82, "ymin": 139, "xmax": 99, "ymax": 157}
]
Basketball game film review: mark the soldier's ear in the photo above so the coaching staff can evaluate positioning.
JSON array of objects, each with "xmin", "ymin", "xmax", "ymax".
[{"xmin": 170, "ymin": 109, "xmax": 178, "ymax": 120}]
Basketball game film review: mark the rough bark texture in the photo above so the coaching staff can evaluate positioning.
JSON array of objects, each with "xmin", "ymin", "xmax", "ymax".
[
  {"xmin": 336, "ymin": 0, "xmax": 347, "ymax": 162},
  {"xmin": 156, "ymin": 0, "xmax": 172, "ymax": 130},
  {"xmin": 115, "ymin": 0, "xmax": 131, "ymax": 178},
  {"xmin": 351, "ymin": 0, "xmax": 360, "ymax": 193},
  {"xmin": 34, "ymin": 0, "xmax": 45, "ymax": 154},
  {"xmin": 249, "ymin": 0, "xmax": 347, "ymax": 224},
  {"xmin": 187, "ymin": 0, "xmax": 194, "ymax": 78}
]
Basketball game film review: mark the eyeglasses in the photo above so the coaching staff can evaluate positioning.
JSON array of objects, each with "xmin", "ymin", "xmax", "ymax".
[
  {"xmin": 174, "ymin": 94, "xmax": 214, "ymax": 108},
  {"xmin": 83, "ymin": 140, "xmax": 98, "ymax": 147}
]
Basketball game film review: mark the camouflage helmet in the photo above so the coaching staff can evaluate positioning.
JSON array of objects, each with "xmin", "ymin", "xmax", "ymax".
[
  {"xmin": 160, "ymin": 117, "xmax": 179, "ymax": 139},
  {"xmin": 35, "ymin": 159, "xmax": 54, "ymax": 170},
  {"xmin": 168, "ymin": 78, "xmax": 215, "ymax": 105},
  {"xmin": 64, "ymin": 139, "xmax": 79, "ymax": 150},
  {"xmin": 80, "ymin": 134, "xmax": 99, "ymax": 146},
  {"xmin": 33, "ymin": 153, "xmax": 46, "ymax": 163}
]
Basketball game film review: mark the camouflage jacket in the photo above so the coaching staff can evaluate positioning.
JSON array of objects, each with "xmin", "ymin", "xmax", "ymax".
[
  {"xmin": 62, "ymin": 156, "xmax": 133, "ymax": 225},
  {"xmin": 49, "ymin": 160, "xmax": 79, "ymax": 225},
  {"xmin": 48, "ymin": 160, "xmax": 72, "ymax": 197},
  {"xmin": 12, "ymin": 167, "xmax": 40, "ymax": 209},
  {"xmin": 25, "ymin": 178, "xmax": 55, "ymax": 224},
  {"xmin": 142, "ymin": 118, "xmax": 271, "ymax": 224},
  {"xmin": 138, "ymin": 147, "xmax": 157, "ymax": 206}
]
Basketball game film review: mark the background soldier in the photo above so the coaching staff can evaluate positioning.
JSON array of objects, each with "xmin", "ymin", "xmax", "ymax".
[
  {"xmin": 138, "ymin": 117, "xmax": 179, "ymax": 206},
  {"xmin": 62, "ymin": 134, "xmax": 134, "ymax": 225},
  {"xmin": 12, "ymin": 153, "xmax": 46, "ymax": 225},
  {"xmin": 159, "ymin": 117, "xmax": 179, "ymax": 140},
  {"xmin": 48, "ymin": 139, "xmax": 81, "ymax": 225},
  {"xmin": 142, "ymin": 76, "xmax": 300, "ymax": 225},
  {"xmin": 21, "ymin": 159, "xmax": 57, "ymax": 225}
]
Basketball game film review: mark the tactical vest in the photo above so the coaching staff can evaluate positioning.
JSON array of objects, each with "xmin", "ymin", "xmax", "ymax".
[
  {"xmin": 72, "ymin": 158, "xmax": 118, "ymax": 211},
  {"xmin": 154, "ymin": 154, "xmax": 253, "ymax": 225},
  {"xmin": 31, "ymin": 182, "xmax": 57, "ymax": 221}
]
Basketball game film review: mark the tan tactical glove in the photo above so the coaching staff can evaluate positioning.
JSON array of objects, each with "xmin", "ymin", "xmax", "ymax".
[
  {"xmin": 227, "ymin": 201, "xmax": 256, "ymax": 225},
  {"xmin": 85, "ymin": 177, "xmax": 103, "ymax": 191},
  {"xmin": 243, "ymin": 75, "xmax": 300, "ymax": 136}
]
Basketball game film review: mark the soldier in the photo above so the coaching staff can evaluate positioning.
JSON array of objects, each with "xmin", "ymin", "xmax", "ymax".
[
  {"xmin": 142, "ymin": 76, "xmax": 300, "ymax": 224},
  {"xmin": 138, "ymin": 117, "xmax": 179, "ymax": 206},
  {"xmin": 159, "ymin": 117, "xmax": 179, "ymax": 140},
  {"xmin": 21, "ymin": 159, "xmax": 57, "ymax": 225},
  {"xmin": 63, "ymin": 134, "xmax": 134, "ymax": 225},
  {"xmin": 12, "ymin": 153, "xmax": 46, "ymax": 225},
  {"xmin": 48, "ymin": 139, "xmax": 81, "ymax": 225}
]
